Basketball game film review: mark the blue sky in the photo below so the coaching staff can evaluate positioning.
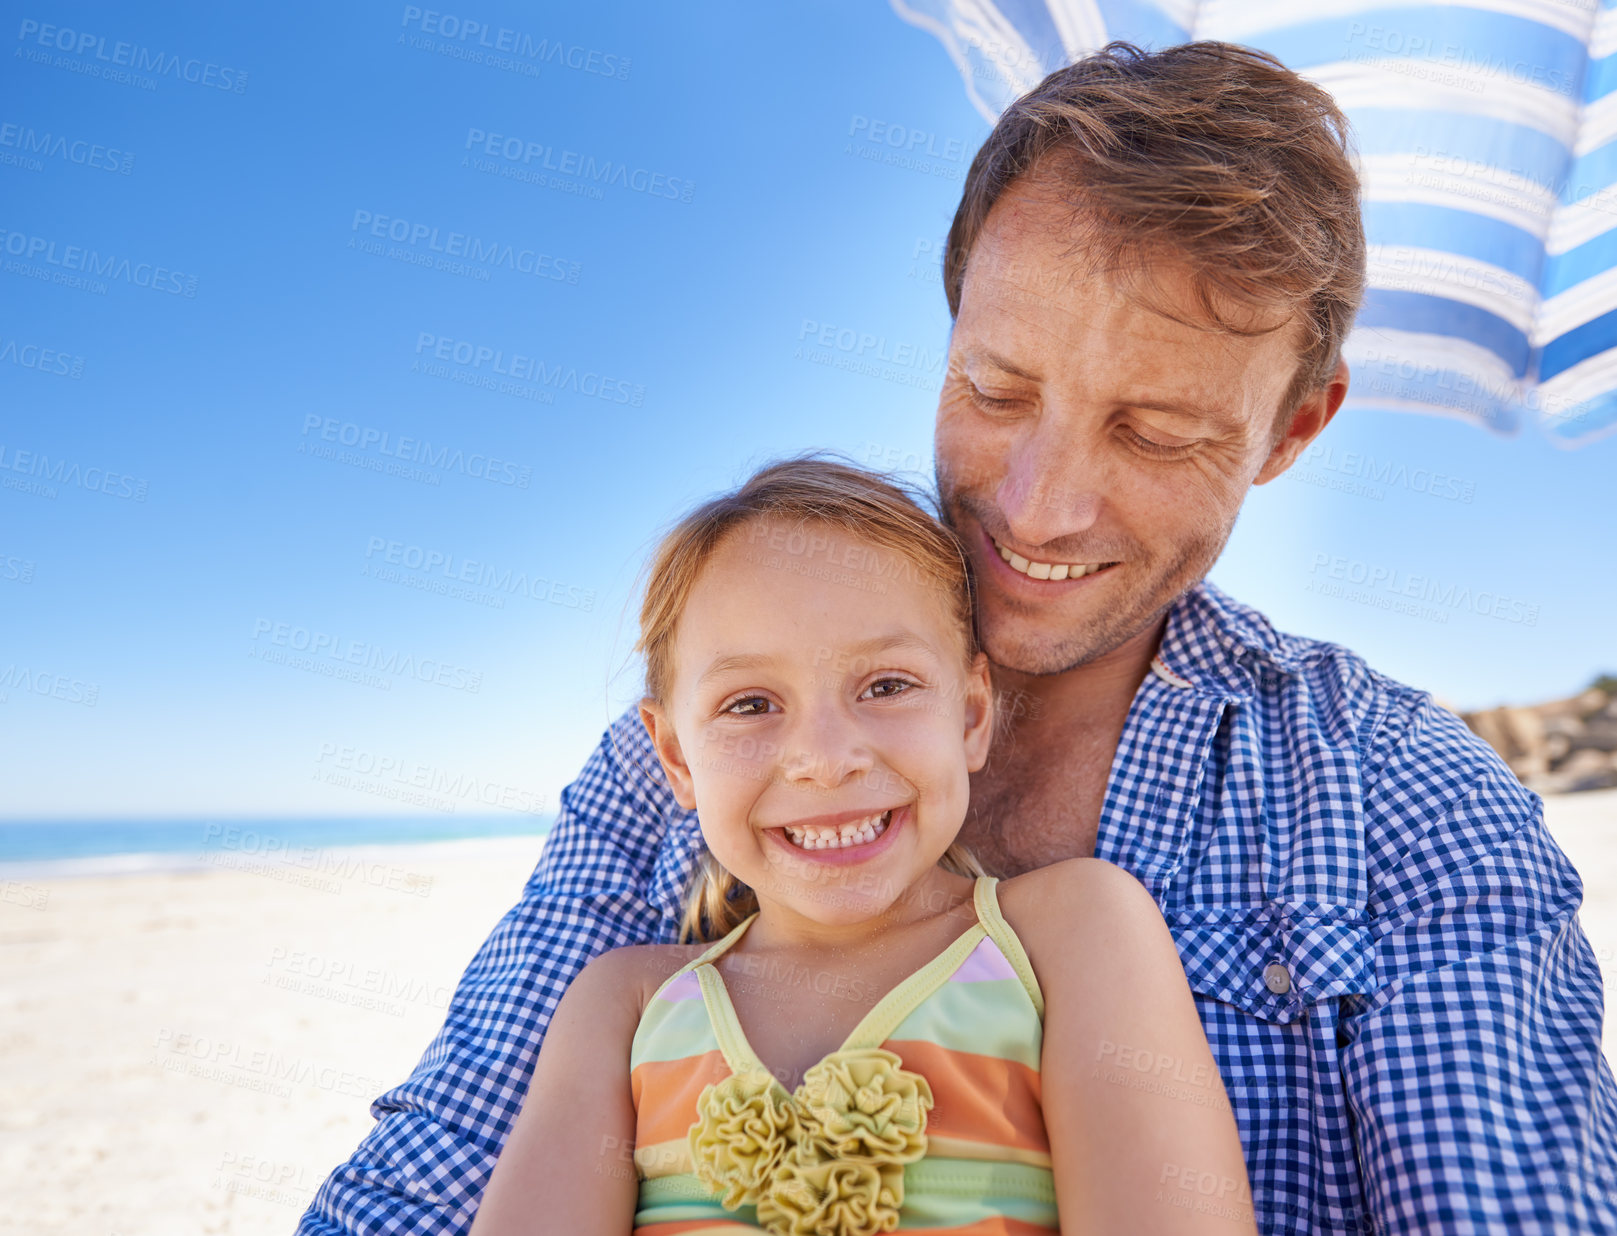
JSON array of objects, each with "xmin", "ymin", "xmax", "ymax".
[{"xmin": 3, "ymin": 0, "xmax": 1612, "ymax": 819}]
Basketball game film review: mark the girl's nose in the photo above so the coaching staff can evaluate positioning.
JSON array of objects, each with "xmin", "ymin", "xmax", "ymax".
[{"xmin": 780, "ymin": 707, "xmax": 874, "ymax": 788}]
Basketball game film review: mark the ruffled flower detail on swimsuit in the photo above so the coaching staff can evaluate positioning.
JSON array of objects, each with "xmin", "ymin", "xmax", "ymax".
[
  {"xmin": 688, "ymin": 1069, "xmax": 801, "ymax": 1208},
  {"xmin": 688, "ymin": 1047, "xmax": 933, "ymax": 1235},
  {"xmin": 756, "ymin": 1159, "xmax": 905, "ymax": 1236},
  {"xmin": 796, "ymin": 1048, "xmax": 933, "ymax": 1163}
]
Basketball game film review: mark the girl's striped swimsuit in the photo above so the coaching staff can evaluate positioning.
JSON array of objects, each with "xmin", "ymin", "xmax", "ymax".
[{"xmin": 628, "ymin": 875, "xmax": 1059, "ymax": 1234}]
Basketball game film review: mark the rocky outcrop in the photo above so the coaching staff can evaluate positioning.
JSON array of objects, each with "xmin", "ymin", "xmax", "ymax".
[{"xmin": 1461, "ymin": 679, "xmax": 1617, "ymax": 795}]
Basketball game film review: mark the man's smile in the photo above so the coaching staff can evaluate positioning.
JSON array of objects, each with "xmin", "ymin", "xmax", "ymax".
[{"xmin": 983, "ymin": 527, "xmax": 1120, "ymax": 583}]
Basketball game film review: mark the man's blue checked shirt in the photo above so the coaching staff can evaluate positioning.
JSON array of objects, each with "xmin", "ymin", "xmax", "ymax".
[{"xmin": 298, "ymin": 582, "xmax": 1617, "ymax": 1235}]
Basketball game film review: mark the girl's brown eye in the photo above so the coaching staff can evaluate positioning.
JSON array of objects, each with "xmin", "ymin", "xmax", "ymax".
[
  {"xmin": 724, "ymin": 696, "xmax": 770, "ymax": 715},
  {"xmin": 865, "ymin": 677, "xmax": 916, "ymax": 699}
]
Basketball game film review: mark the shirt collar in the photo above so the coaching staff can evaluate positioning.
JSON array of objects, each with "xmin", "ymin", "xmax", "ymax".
[{"xmin": 1152, "ymin": 579, "xmax": 1302, "ymax": 700}]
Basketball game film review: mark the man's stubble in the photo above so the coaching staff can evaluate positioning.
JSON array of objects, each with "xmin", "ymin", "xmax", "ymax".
[{"xmin": 935, "ymin": 466, "xmax": 1235, "ymax": 679}]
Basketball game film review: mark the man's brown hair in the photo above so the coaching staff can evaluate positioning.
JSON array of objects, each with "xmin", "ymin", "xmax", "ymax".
[{"xmin": 945, "ymin": 40, "xmax": 1367, "ymax": 421}]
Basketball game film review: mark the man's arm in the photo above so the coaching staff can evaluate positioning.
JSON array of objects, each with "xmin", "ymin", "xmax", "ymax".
[
  {"xmin": 1344, "ymin": 701, "xmax": 1617, "ymax": 1234},
  {"xmin": 296, "ymin": 707, "xmax": 700, "ymax": 1236},
  {"xmin": 466, "ymin": 949, "xmax": 650, "ymax": 1236}
]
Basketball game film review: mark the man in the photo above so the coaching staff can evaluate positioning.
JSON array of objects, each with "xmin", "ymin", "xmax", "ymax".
[{"xmin": 300, "ymin": 42, "xmax": 1617, "ymax": 1235}]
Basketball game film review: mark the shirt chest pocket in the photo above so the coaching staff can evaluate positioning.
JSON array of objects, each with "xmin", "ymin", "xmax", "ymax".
[{"xmin": 1165, "ymin": 908, "xmax": 1374, "ymax": 1025}]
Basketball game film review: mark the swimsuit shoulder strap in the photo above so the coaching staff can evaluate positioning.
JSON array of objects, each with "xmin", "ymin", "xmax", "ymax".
[
  {"xmin": 641, "ymin": 910, "xmax": 758, "ymax": 1006},
  {"xmin": 974, "ymin": 875, "xmax": 1046, "ymax": 1018}
]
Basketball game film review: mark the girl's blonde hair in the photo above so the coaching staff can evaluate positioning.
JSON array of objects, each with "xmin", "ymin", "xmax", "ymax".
[{"xmin": 630, "ymin": 453, "xmax": 993, "ymax": 943}]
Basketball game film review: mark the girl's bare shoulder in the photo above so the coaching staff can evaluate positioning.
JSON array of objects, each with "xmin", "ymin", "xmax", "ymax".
[
  {"xmin": 570, "ymin": 940, "xmax": 714, "ymax": 1022},
  {"xmin": 582, "ymin": 938, "xmax": 708, "ymax": 996},
  {"xmin": 991, "ymin": 859, "xmax": 1173, "ymax": 980},
  {"xmin": 995, "ymin": 856, "xmax": 1160, "ymax": 918}
]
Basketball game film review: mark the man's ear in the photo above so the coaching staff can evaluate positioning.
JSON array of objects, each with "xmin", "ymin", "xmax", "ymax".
[
  {"xmin": 638, "ymin": 698, "xmax": 698, "ymax": 811},
  {"xmin": 1254, "ymin": 356, "xmax": 1350, "ymax": 485},
  {"xmin": 962, "ymin": 652, "xmax": 996, "ymax": 774}
]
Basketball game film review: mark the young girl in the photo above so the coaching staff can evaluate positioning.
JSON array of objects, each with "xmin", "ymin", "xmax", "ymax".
[{"xmin": 470, "ymin": 457, "xmax": 1254, "ymax": 1235}]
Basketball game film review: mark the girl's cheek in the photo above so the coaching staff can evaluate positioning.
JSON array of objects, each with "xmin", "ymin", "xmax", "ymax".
[{"xmin": 692, "ymin": 728, "xmax": 782, "ymax": 794}]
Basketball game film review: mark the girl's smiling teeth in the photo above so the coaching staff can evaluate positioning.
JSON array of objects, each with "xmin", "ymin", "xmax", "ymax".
[{"xmin": 782, "ymin": 810, "xmax": 892, "ymax": 850}]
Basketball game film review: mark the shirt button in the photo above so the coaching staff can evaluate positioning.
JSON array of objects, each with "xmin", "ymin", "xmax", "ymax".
[{"xmin": 1263, "ymin": 963, "xmax": 1292, "ymax": 995}]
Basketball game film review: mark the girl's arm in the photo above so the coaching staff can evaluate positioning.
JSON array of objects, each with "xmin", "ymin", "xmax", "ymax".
[
  {"xmin": 1003, "ymin": 859, "xmax": 1258, "ymax": 1236},
  {"xmin": 468, "ymin": 945, "xmax": 659, "ymax": 1236}
]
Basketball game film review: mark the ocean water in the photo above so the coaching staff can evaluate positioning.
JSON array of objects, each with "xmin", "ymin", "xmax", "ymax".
[{"xmin": 0, "ymin": 815, "xmax": 553, "ymax": 879}]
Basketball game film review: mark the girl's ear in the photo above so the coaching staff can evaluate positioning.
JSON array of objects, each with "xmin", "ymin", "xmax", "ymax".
[
  {"xmin": 639, "ymin": 698, "xmax": 698, "ymax": 810},
  {"xmin": 962, "ymin": 652, "xmax": 996, "ymax": 773}
]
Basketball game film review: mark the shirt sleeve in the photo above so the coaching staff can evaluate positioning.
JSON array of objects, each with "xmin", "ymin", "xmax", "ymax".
[
  {"xmin": 295, "ymin": 706, "xmax": 697, "ymax": 1235},
  {"xmin": 1343, "ymin": 699, "xmax": 1617, "ymax": 1234}
]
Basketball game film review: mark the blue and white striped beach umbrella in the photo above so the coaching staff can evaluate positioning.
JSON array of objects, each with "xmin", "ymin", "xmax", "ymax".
[{"xmin": 892, "ymin": 0, "xmax": 1617, "ymax": 448}]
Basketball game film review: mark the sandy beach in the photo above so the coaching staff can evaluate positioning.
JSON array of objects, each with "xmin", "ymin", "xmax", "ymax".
[{"xmin": 4, "ymin": 794, "xmax": 1615, "ymax": 1236}]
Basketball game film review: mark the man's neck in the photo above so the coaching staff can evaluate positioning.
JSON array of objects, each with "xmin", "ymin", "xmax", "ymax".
[
  {"xmin": 961, "ymin": 613, "xmax": 1168, "ymax": 875},
  {"xmin": 990, "ymin": 613, "xmax": 1167, "ymax": 741}
]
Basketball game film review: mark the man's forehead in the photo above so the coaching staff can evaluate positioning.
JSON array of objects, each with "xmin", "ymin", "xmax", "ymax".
[
  {"xmin": 955, "ymin": 272, "xmax": 1290, "ymax": 378},
  {"xmin": 957, "ymin": 251, "xmax": 1303, "ymax": 412},
  {"xmin": 961, "ymin": 174, "xmax": 1300, "ymax": 344}
]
